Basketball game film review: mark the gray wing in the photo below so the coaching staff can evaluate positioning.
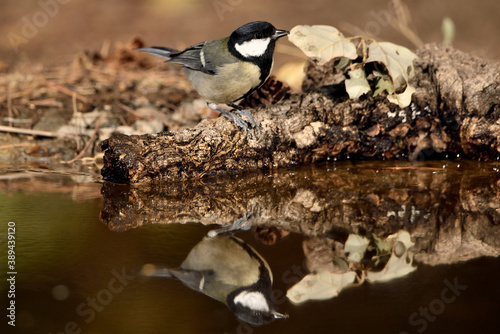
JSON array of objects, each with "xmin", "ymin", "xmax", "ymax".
[
  {"xmin": 137, "ymin": 43, "xmax": 215, "ymax": 74},
  {"xmin": 138, "ymin": 38, "xmax": 238, "ymax": 75},
  {"xmin": 168, "ymin": 42, "xmax": 217, "ymax": 74}
]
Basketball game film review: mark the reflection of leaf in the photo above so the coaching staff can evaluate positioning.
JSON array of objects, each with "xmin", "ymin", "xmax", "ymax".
[
  {"xmin": 344, "ymin": 234, "xmax": 369, "ymax": 262},
  {"xmin": 373, "ymin": 234, "xmax": 392, "ymax": 255},
  {"xmin": 288, "ymin": 25, "xmax": 358, "ymax": 65},
  {"xmin": 366, "ymin": 230, "xmax": 416, "ymax": 282},
  {"xmin": 286, "ymin": 271, "xmax": 356, "ymax": 304},
  {"xmin": 387, "ymin": 86, "xmax": 416, "ymax": 108},
  {"xmin": 366, "ymin": 41, "xmax": 417, "ymax": 91},
  {"xmin": 345, "ymin": 68, "xmax": 371, "ymax": 99}
]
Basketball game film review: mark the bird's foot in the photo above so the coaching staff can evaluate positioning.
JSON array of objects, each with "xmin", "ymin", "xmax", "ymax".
[
  {"xmin": 207, "ymin": 211, "xmax": 256, "ymax": 238},
  {"xmin": 229, "ymin": 103, "xmax": 261, "ymax": 138},
  {"xmin": 207, "ymin": 103, "xmax": 260, "ymax": 138}
]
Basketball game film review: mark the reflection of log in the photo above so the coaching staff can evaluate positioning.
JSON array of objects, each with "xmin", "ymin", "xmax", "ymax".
[
  {"xmin": 100, "ymin": 44, "xmax": 500, "ymax": 183},
  {"xmin": 100, "ymin": 163, "xmax": 500, "ymax": 265}
]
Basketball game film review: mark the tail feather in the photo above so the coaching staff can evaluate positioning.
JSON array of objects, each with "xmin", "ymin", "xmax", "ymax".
[
  {"xmin": 135, "ymin": 46, "xmax": 179, "ymax": 60},
  {"xmin": 139, "ymin": 264, "xmax": 173, "ymax": 277}
]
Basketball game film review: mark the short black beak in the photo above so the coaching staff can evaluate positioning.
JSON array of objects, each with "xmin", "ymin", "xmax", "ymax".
[{"xmin": 272, "ymin": 29, "xmax": 289, "ymax": 40}]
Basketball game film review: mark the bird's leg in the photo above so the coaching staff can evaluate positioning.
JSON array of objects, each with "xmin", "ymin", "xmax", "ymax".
[
  {"xmin": 207, "ymin": 211, "xmax": 256, "ymax": 238},
  {"xmin": 207, "ymin": 102, "xmax": 252, "ymax": 135},
  {"xmin": 229, "ymin": 103, "xmax": 261, "ymax": 138}
]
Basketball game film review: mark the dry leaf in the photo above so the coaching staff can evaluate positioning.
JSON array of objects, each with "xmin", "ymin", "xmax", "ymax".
[
  {"xmin": 366, "ymin": 230, "xmax": 416, "ymax": 282},
  {"xmin": 286, "ymin": 271, "xmax": 356, "ymax": 304},
  {"xmin": 288, "ymin": 25, "xmax": 358, "ymax": 65},
  {"xmin": 366, "ymin": 41, "xmax": 417, "ymax": 91},
  {"xmin": 344, "ymin": 234, "xmax": 370, "ymax": 262},
  {"xmin": 345, "ymin": 67, "xmax": 371, "ymax": 99},
  {"xmin": 387, "ymin": 86, "xmax": 416, "ymax": 108}
]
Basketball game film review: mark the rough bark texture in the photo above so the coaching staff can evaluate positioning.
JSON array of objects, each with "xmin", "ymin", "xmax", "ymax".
[
  {"xmin": 100, "ymin": 44, "xmax": 500, "ymax": 184},
  {"xmin": 99, "ymin": 163, "xmax": 500, "ymax": 266}
]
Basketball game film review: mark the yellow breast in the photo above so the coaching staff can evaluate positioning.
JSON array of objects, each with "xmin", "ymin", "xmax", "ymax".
[{"xmin": 184, "ymin": 62, "xmax": 262, "ymax": 104}]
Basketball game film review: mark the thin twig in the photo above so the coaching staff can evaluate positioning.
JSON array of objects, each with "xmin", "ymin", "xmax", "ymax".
[
  {"xmin": 0, "ymin": 83, "xmax": 44, "ymax": 103},
  {"xmin": 72, "ymin": 91, "xmax": 78, "ymax": 114},
  {"xmin": 118, "ymin": 102, "xmax": 138, "ymax": 116},
  {"xmin": 391, "ymin": 0, "xmax": 424, "ymax": 48},
  {"xmin": 7, "ymin": 91, "xmax": 12, "ymax": 127},
  {"xmin": 0, "ymin": 143, "xmax": 33, "ymax": 150},
  {"xmin": 50, "ymin": 83, "xmax": 91, "ymax": 104},
  {"xmin": 65, "ymin": 115, "xmax": 102, "ymax": 163},
  {"xmin": 0, "ymin": 125, "xmax": 79, "ymax": 138},
  {"xmin": 23, "ymin": 99, "xmax": 64, "ymax": 108},
  {"xmin": 72, "ymin": 92, "xmax": 82, "ymax": 151}
]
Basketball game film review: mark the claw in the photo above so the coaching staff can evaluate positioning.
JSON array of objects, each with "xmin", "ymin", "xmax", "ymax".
[
  {"xmin": 207, "ymin": 102, "xmax": 260, "ymax": 138},
  {"xmin": 230, "ymin": 104, "xmax": 261, "ymax": 138},
  {"xmin": 207, "ymin": 211, "xmax": 255, "ymax": 238}
]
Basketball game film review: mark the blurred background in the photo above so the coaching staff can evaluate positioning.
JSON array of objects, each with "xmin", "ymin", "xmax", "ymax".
[{"xmin": 1, "ymin": 0, "xmax": 499, "ymax": 68}]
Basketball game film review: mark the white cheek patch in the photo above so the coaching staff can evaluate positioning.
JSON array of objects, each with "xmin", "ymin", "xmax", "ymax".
[
  {"xmin": 234, "ymin": 291, "xmax": 270, "ymax": 312},
  {"xmin": 235, "ymin": 38, "xmax": 271, "ymax": 58}
]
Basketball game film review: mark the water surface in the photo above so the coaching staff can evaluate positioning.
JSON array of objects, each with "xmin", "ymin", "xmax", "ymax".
[{"xmin": 1, "ymin": 161, "xmax": 499, "ymax": 334}]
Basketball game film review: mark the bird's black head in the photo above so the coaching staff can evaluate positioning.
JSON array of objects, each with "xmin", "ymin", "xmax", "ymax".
[{"xmin": 228, "ymin": 21, "xmax": 288, "ymax": 72}]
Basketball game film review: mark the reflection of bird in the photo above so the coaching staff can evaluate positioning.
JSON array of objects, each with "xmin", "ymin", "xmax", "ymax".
[
  {"xmin": 137, "ymin": 21, "xmax": 289, "ymax": 136},
  {"xmin": 142, "ymin": 235, "xmax": 287, "ymax": 325}
]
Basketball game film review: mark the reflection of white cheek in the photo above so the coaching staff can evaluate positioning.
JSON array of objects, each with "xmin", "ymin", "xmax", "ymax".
[
  {"xmin": 235, "ymin": 38, "xmax": 271, "ymax": 57},
  {"xmin": 234, "ymin": 291, "xmax": 270, "ymax": 312}
]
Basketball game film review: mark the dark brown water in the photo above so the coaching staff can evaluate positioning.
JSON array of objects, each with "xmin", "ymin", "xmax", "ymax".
[{"xmin": 1, "ymin": 160, "xmax": 499, "ymax": 334}]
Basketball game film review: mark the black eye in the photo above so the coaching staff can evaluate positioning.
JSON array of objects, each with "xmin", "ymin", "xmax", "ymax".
[{"xmin": 255, "ymin": 32, "xmax": 263, "ymax": 39}]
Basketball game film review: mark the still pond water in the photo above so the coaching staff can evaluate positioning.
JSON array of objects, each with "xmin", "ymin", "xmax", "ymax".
[{"xmin": 1, "ymin": 160, "xmax": 499, "ymax": 334}]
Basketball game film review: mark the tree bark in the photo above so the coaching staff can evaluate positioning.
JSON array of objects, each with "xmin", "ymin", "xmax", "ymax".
[{"xmin": 100, "ymin": 44, "xmax": 500, "ymax": 184}]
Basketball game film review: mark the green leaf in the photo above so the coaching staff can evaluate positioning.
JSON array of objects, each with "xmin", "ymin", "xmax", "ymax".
[
  {"xmin": 373, "ymin": 234, "xmax": 393, "ymax": 255},
  {"xmin": 288, "ymin": 25, "xmax": 358, "ymax": 65},
  {"xmin": 373, "ymin": 72, "xmax": 394, "ymax": 96},
  {"xmin": 334, "ymin": 57, "xmax": 351, "ymax": 70},
  {"xmin": 345, "ymin": 67, "xmax": 371, "ymax": 99},
  {"xmin": 442, "ymin": 17, "xmax": 455, "ymax": 45}
]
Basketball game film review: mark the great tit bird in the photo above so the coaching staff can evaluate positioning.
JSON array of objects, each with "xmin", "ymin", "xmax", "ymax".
[
  {"xmin": 137, "ymin": 21, "xmax": 289, "ymax": 137},
  {"xmin": 142, "ymin": 234, "xmax": 288, "ymax": 325}
]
